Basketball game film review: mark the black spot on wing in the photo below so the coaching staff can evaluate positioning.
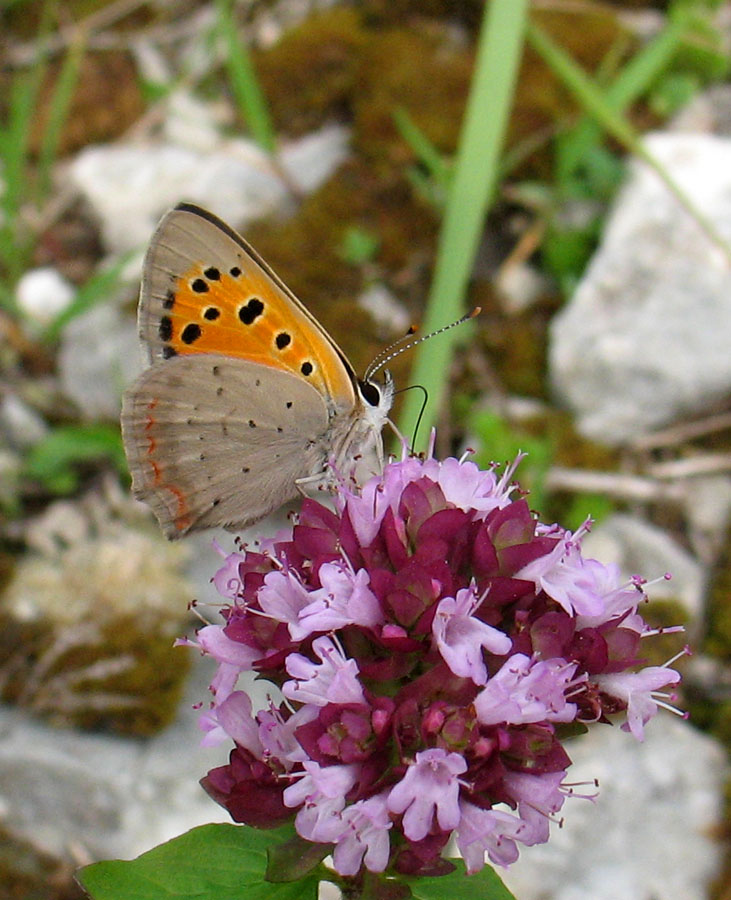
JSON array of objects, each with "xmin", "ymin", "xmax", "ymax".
[
  {"xmin": 192, "ymin": 278, "xmax": 209, "ymax": 293},
  {"xmin": 182, "ymin": 323, "xmax": 202, "ymax": 344},
  {"xmin": 239, "ymin": 298, "xmax": 264, "ymax": 325},
  {"xmin": 159, "ymin": 316, "xmax": 173, "ymax": 341}
]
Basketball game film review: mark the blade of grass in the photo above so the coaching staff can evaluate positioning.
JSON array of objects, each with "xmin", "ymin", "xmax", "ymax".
[
  {"xmin": 0, "ymin": 0, "xmax": 56, "ymax": 285},
  {"xmin": 35, "ymin": 28, "xmax": 86, "ymax": 203},
  {"xmin": 557, "ymin": 8, "xmax": 691, "ymax": 184},
  {"xmin": 214, "ymin": 0, "xmax": 275, "ymax": 153},
  {"xmin": 41, "ymin": 251, "xmax": 134, "ymax": 342},
  {"xmin": 392, "ymin": 106, "xmax": 451, "ymax": 192},
  {"xmin": 526, "ymin": 19, "xmax": 731, "ymax": 264},
  {"xmin": 397, "ymin": 0, "xmax": 530, "ymax": 451}
]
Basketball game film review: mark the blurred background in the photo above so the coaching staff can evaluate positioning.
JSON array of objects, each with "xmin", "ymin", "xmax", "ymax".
[{"xmin": 0, "ymin": 1, "xmax": 730, "ymax": 898}]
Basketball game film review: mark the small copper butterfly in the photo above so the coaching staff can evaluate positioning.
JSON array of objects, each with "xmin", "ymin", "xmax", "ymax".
[{"xmin": 121, "ymin": 203, "xmax": 393, "ymax": 538}]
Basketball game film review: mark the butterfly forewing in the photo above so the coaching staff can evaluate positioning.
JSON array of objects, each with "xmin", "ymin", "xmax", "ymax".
[
  {"xmin": 121, "ymin": 356, "xmax": 331, "ymax": 538},
  {"xmin": 139, "ymin": 204, "xmax": 356, "ymax": 412}
]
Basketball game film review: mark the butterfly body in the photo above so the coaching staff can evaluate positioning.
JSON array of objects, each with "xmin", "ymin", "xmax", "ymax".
[{"xmin": 121, "ymin": 204, "xmax": 393, "ymax": 539}]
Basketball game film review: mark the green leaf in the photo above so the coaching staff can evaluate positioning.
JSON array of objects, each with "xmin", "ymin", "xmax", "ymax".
[
  {"xmin": 77, "ymin": 824, "xmax": 320, "ymax": 900},
  {"xmin": 339, "ymin": 226, "xmax": 380, "ymax": 265},
  {"xmin": 35, "ymin": 30, "xmax": 85, "ymax": 203},
  {"xmin": 403, "ymin": 860, "xmax": 517, "ymax": 900},
  {"xmin": 23, "ymin": 424, "xmax": 127, "ymax": 494},
  {"xmin": 265, "ymin": 829, "xmax": 331, "ymax": 882}
]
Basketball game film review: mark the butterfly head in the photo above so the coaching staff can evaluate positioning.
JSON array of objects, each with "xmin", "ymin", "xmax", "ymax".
[{"xmin": 357, "ymin": 370, "xmax": 394, "ymax": 430}]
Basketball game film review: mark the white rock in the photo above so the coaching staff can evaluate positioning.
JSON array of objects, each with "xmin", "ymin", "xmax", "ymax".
[
  {"xmin": 277, "ymin": 124, "xmax": 350, "ymax": 194},
  {"xmin": 0, "ymin": 656, "xmax": 229, "ymax": 863},
  {"xmin": 549, "ymin": 132, "xmax": 731, "ymax": 444},
  {"xmin": 0, "ymin": 393, "xmax": 48, "ymax": 447},
  {"xmin": 69, "ymin": 141, "xmax": 288, "ymax": 254},
  {"xmin": 58, "ymin": 303, "xmax": 140, "ymax": 419},
  {"xmin": 129, "ymin": 35, "xmax": 172, "ymax": 90},
  {"xmin": 16, "ymin": 267, "xmax": 74, "ymax": 324},
  {"xmin": 163, "ymin": 90, "xmax": 227, "ymax": 153},
  {"xmin": 580, "ymin": 513, "xmax": 704, "ymax": 624},
  {"xmin": 357, "ymin": 283, "xmax": 411, "ymax": 335},
  {"xmin": 496, "ymin": 260, "xmax": 551, "ymax": 314},
  {"xmin": 499, "ymin": 717, "xmax": 725, "ymax": 900},
  {"xmin": 70, "ymin": 117, "xmax": 349, "ymax": 258}
]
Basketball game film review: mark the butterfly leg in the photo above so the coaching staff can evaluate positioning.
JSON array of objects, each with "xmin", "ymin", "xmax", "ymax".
[{"xmin": 294, "ymin": 470, "xmax": 330, "ymax": 496}]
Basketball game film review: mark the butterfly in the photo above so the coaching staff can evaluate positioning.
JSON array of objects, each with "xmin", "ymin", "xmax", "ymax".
[{"xmin": 121, "ymin": 203, "xmax": 394, "ymax": 539}]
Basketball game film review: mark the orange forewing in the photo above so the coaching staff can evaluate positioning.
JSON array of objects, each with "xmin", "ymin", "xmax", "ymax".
[{"xmin": 140, "ymin": 204, "xmax": 357, "ymax": 408}]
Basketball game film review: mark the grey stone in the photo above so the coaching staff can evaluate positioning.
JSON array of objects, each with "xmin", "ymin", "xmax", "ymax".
[
  {"xmin": 500, "ymin": 717, "xmax": 725, "ymax": 900},
  {"xmin": 549, "ymin": 132, "xmax": 731, "ymax": 445}
]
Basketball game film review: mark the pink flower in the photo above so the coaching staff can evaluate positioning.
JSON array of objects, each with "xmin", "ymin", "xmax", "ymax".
[
  {"xmin": 456, "ymin": 801, "xmax": 528, "ymax": 871},
  {"xmin": 194, "ymin": 449, "xmax": 684, "ymax": 878},
  {"xmin": 432, "ymin": 586, "xmax": 512, "ymax": 684},
  {"xmin": 387, "ymin": 748, "xmax": 467, "ymax": 841},
  {"xmin": 320, "ymin": 794, "xmax": 393, "ymax": 875},
  {"xmin": 258, "ymin": 569, "xmax": 314, "ymax": 641},
  {"xmin": 298, "ymin": 564, "xmax": 383, "ymax": 634},
  {"xmin": 200, "ymin": 690, "xmax": 262, "ymax": 752},
  {"xmin": 503, "ymin": 770, "xmax": 567, "ymax": 845},
  {"xmin": 596, "ymin": 666, "xmax": 682, "ymax": 740},
  {"xmin": 474, "ymin": 653, "xmax": 581, "ymax": 726},
  {"xmin": 283, "ymin": 636, "xmax": 365, "ymax": 707}
]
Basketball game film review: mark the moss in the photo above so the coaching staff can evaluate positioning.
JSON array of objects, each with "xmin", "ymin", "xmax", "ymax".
[
  {"xmin": 245, "ymin": 157, "xmax": 439, "ymax": 378},
  {"xmin": 0, "ymin": 612, "xmax": 190, "ymax": 736},
  {"xmin": 361, "ymin": 0, "xmax": 485, "ymax": 31},
  {"xmin": 255, "ymin": 7, "xmax": 472, "ymax": 172},
  {"xmin": 706, "ymin": 537, "xmax": 731, "ymax": 663},
  {"xmin": 352, "ymin": 24, "xmax": 473, "ymax": 175},
  {"xmin": 254, "ymin": 7, "xmax": 368, "ymax": 137},
  {"xmin": 678, "ymin": 527, "xmax": 731, "ymax": 763},
  {"xmin": 0, "ymin": 523, "xmax": 194, "ymax": 735},
  {"xmin": 0, "ymin": 824, "xmax": 85, "ymax": 900}
]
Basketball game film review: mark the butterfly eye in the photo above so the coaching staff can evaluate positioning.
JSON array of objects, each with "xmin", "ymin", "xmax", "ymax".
[{"xmin": 358, "ymin": 379, "xmax": 381, "ymax": 407}]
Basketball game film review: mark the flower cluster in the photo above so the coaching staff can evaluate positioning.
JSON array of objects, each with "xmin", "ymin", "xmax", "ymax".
[{"xmin": 193, "ymin": 451, "xmax": 682, "ymax": 878}]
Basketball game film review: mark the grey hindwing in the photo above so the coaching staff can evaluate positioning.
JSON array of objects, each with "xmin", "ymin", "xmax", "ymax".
[{"xmin": 121, "ymin": 355, "xmax": 332, "ymax": 536}]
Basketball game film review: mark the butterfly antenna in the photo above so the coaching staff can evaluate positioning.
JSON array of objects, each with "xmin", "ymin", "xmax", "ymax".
[
  {"xmin": 364, "ymin": 324, "xmax": 418, "ymax": 382},
  {"xmin": 365, "ymin": 307, "xmax": 481, "ymax": 380}
]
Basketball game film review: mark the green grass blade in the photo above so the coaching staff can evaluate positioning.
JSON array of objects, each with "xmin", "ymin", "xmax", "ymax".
[
  {"xmin": 215, "ymin": 0, "xmax": 275, "ymax": 153},
  {"xmin": 397, "ymin": 0, "xmax": 531, "ymax": 450},
  {"xmin": 41, "ymin": 251, "xmax": 134, "ymax": 342},
  {"xmin": 526, "ymin": 20, "xmax": 731, "ymax": 264},
  {"xmin": 35, "ymin": 30, "xmax": 86, "ymax": 203},
  {"xmin": 0, "ymin": 0, "xmax": 57, "ymax": 281},
  {"xmin": 557, "ymin": 9, "xmax": 690, "ymax": 183},
  {"xmin": 392, "ymin": 106, "xmax": 451, "ymax": 191}
]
